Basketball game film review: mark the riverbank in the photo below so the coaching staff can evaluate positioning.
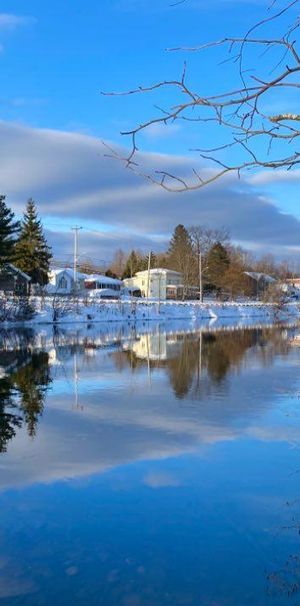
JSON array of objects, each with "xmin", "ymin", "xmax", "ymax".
[{"xmin": 1, "ymin": 296, "xmax": 299, "ymax": 325}]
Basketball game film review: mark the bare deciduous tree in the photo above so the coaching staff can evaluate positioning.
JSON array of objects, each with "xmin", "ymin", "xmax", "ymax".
[{"xmin": 103, "ymin": 0, "xmax": 300, "ymax": 191}]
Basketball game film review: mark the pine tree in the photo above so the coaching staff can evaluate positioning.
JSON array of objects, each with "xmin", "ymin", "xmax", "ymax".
[
  {"xmin": 0, "ymin": 195, "xmax": 20, "ymax": 266},
  {"xmin": 122, "ymin": 250, "xmax": 143, "ymax": 279},
  {"xmin": 139, "ymin": 251, "xmax": 157, "ymax": 271},
  {"xmin": 168, "ymin": 224, "xmax": 195, "ymax": 288},
  {"xmin": 15, "ymin": 199, "xmax": 52, "ymax": 285},
  {"xmin": 206, "ymin": 242, "xmax": 230, "ymax": 292}
]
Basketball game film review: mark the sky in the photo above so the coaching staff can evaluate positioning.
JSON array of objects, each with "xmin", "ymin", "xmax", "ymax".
[{"xmin": 0, "ymin": 0, "xmax": 300, "ymax": 264}]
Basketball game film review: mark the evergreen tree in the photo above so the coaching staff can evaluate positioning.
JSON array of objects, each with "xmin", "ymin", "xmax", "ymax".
[
  {"xmin": 122, "ymin": 250, "xmax": 143, "ymax": 279},
  {"xmin": 0, "ymin": 195, "xmax": 20, "ymax": 266},
  {"xmin": 168, "ymin": 224, "xmax": 195, "ymax": 289},
  {"xmin": 206, "ymin": 242, "xmax": 230, "ymax": 292},
  {"xmin": 15, "ymin": 199, "xmax": 52, "ymax": 285},
  {"xmin": 139, "ymin": 251, "xmax": 157, "ymax": 271}
]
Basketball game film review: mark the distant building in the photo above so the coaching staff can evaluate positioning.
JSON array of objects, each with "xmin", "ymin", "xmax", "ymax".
[
  {"xmin": 285, "ymin": 278, "xmax": 300, "ymax": 290},
  {"xmin": 0, "ymin": 263, "xmax": 31, "ymax": 296},
  {"xmin": 84, "ymin": 274, "xmax": 122, "ymax": 299},
  {"xmin": 244, "ymin": 272, "xmax": 277, "ymax": 297},
  {"xmin": 123, "ymin": 268, "xmax": 197, "ymax": 300},
  {"xmin": 48, "ymin": 269, "xmax": 75, "ymax": 294},
  {"xmin": 47, "ymin": 268, "xmax": 87, "ymax": 294}
]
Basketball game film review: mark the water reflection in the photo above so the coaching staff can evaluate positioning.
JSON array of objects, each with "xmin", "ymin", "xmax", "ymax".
[
  {"xmin": 112, "ymin": 327, "xmax": 290, "ymax": 398},
  {"xmin": 0, "ymin": 322, "xmax": 295, "ymax": 456},
  {"xmin": 1, "ymin": 322, "xmax": 300, "ymax": 605},
  {"xmin": 0, "ymin": 335, "xmax": 51, "ymax": 451}
]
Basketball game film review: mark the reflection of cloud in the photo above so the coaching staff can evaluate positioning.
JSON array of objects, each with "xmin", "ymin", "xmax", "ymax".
[
  {"xmin": 0, "ymin": 559, "xmax": 35, "ymax": 598},
  {"xmin": 143, "ymin": 471, "xmax": 181, "ymax": 488},
  {"xmin": 1, "ymin": 330, "xmax": 299, "ymax": 494}
]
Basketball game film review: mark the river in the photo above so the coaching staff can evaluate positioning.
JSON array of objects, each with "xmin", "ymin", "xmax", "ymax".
[{"xmin": 0, "ymin": 321, "xmax": 300, "ymax": 605}]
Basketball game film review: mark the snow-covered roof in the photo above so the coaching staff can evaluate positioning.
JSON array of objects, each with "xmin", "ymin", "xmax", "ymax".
[
  {"xmin": 5, "ymin": 263, "xmax": 31, "ymax": 281},
  {"xmin": 135, "ymin": 268, "xmax": 182, "ymax": 276},
  {"xmin": 84, "ymin": 274, "xmax": 122, "ymax": 285},
  {"xmin": 49, "ymin": 268, "xmax": 88, "ymax": 280},
  {"xmin": 49, "ymin": 268, "xmax": 72, "ymax": 276},
  {"xmin": 244, "ymin": 271, "xmax": 276, "ymax": 283}
]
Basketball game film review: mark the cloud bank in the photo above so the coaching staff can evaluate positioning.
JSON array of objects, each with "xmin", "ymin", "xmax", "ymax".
[{"xmin": 0, "ymin": 120, "xmax": 299, "ymax": 261}]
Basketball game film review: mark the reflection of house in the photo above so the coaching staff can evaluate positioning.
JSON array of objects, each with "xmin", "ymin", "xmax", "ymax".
[
  {"xmin": 132, "ymin": 334, "xmax": 168, "ymax": 361},
  {"xmin": 124, "ymin": 268, "xmax": 196, "ymax": 300},
  {"xmin": 290, "ymin": 334, "xmax": 300, "ymax": 346},
  {"xmin": 0, "ymin": 263, "xmax": 31, "ymax": 295},
  {"xmin": 244, "ymin": 272, "xmax": 277, "ymax": 297},
  {"xmin": 130, "ymin": 333, "xmax": 184, "ymax": 361}
]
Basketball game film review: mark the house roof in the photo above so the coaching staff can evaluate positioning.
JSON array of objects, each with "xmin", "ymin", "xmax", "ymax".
[
  {"xmin": 84, "ymin": 274, "xmax": 122, "ymax": 285},
  {"xmin": 244, "ymin": 271, "xmax": 276, "ymax": 283},
  {"xmin": 135, "ymin": 268, "xmax": 182, "ymax": 276},
  {"xmin": 49, "ymin": 268, "xmax": 88, "ymax": 280},
  {"xmin": 5, "ymin": 263, "xmax": 31, "ymax": 281}
]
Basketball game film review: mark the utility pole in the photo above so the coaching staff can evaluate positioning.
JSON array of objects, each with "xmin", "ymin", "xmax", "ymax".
[
  {"xmin": 71, "ymin": 226, "xmax": 82, "ymax": 291},
  {"xmin": 146, "ymin": 251, "xmax": 151, "ymax": 302},
  {"xmin": 199, "ymin": 250, "xmax": 203, "ymax": 303}
]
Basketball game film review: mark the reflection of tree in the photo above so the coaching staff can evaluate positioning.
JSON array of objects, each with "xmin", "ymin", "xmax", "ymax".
[
  {"xmin": 0, "ymin": 351, "xmax": 51, "ymax": 451},
  {"xmin": 14, "ymin": 352, "xmax": 52, "ymax": 437},
  {"xmin": 111, "ymin": 328, "xmax": 290, "ymax": 399},
  {"xmin": 0, "ymin": 376, "xmax": 22, "ymax": 453},
  {"xmin": 167, "ymin": 337, "xmax": 200, "ymax": 398}
]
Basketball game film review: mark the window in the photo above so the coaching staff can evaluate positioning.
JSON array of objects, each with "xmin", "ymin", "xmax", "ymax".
[{"xmin": 58, "ymin": 276, "xmax": 67, "ymax": 289}]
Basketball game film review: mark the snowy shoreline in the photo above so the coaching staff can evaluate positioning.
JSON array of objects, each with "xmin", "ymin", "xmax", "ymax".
[{"xmin": 1, "ymin": 297, "xmax": 299, "ymax": 326}]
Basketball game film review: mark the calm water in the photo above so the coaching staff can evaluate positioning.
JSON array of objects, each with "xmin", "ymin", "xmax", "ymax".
[{"xmin": 1, "ymin": 321, "xmax": 300, "ymax": 605}]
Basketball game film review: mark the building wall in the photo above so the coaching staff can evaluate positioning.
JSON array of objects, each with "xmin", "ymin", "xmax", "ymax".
[
  {"xmin": 0, "ymin": 270, "xmax": 29, "ymax": 295},
  {"xmin": 124, "ymin": 270, "xmax": 183, "ymax": 300}
]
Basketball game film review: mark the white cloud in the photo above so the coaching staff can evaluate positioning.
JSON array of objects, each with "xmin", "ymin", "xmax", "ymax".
[
  {"xmin": 0, "ymin": 13, "xmax": 36, "ymax": 29},
  {"xmin": 249, "ymin": 169, "xmax": 300, "ymax": 186},
  {"xmin": 142, "ymin": 122, "xmax": 181, "ymax": 139}
]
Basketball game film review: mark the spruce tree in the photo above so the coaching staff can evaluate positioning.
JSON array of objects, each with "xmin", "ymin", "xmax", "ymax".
[
  {"xmin": 122, "ymin": 250, "xmax": 143, "ymax": 279},
  {"xmin": 15, "ymin": 199, "xmax": 52, "ymax": 285},
  {"xmin": 140, "ymin": 251, "xmax": 157, "ymax": 271},
  {"xmin": 206, "ymin": 242, "xmax": 230, "ymax": 291},
  {"xmin": 168, "ymin": 224, "xmax": 195, "ymax": 288},
  {"xmin": 0, "ymin": 195, "xmax": 20, "ymax": 266}
]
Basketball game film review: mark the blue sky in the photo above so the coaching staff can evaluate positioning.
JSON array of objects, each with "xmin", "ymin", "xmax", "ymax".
[{"xmin": 0, "ymin": 0, "xmax": 300, "ymax": 263}]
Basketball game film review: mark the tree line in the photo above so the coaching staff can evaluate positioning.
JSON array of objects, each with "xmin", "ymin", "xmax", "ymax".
[
  {"xmin": 106, "ymin": 224, "xmax": 294, "ymax": 299},
  {"xmin": 0, "ymin": 195, "xmax": 52, "ymax": 286}
]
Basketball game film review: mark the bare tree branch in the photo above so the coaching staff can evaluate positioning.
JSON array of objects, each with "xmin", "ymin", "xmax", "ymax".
[{"xmin": 102, "ymin": 0, "xmax": 300, "ymax": 192}]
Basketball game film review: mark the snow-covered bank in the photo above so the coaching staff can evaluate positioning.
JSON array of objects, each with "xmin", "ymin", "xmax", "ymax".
[{"xmin": 1, "ymin": 296, "xmax": 299, "ymax": 326}]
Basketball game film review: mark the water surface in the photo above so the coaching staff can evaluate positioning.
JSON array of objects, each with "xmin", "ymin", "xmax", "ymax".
[{"xmin": 1, "ymin": 322, "xmax": 300, "ymax": 605}]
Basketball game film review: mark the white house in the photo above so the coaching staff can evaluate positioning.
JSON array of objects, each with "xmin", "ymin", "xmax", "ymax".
[
  {"xmin": 123, "ymin": 268, "xmax": 184, "ymax": 300},
  {"xmin": 47, "ymin": 269, "xmax": 87, "ymax": 294},
  {"xmin": 84, "ymin": 274, "xmax": 122, "ymax": 299},
  {"xmin": 47, "ymin": 269, "xmax": 74, "ymax": 294}
]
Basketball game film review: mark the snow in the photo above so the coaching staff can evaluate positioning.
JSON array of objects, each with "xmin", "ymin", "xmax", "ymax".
[
  {"xmin": 84, "ymin": 274, "xmax": 122, "ymax": 285},
  {"xmin": 1, "ymin": 296, "xmax": 299, "ymax": 326},
  {"xmin": 244, "ymin": 271, "xmax": 276, "ymax": 283}
]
